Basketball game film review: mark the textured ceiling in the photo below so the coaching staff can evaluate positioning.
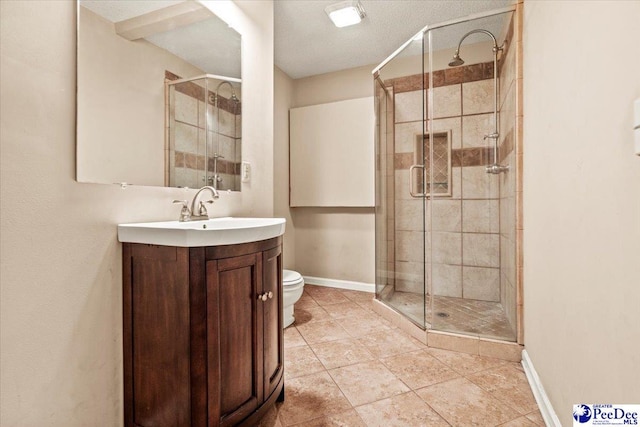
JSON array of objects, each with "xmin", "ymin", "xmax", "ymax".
[
  {"xmin": 81, "ymin": 0, "xmax": 184, "ymax": 22},
  {"xmin": 82, "ymin": 0, "xmax": 512, "ymax": 81},
  {"xmin": 275, "ymin": 0, "xmax": 512, "ymax": 79}
]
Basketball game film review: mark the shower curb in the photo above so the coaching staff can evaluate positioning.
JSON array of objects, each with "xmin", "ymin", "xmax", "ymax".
[{"xmin": 371, "ymin": 298, "xmax": 523, "ymax": 362}]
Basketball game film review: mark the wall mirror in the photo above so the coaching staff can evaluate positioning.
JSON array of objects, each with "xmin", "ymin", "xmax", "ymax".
[{"xmin": 77, "ymin": 0, "xmax": 242, "ymax": 191}]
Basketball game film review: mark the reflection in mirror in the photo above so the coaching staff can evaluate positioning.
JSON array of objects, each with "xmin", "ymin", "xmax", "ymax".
[
  {"xmin": 167, "ymin": 74, "xmax": 241, "ymax": 190},
  {"xmin": 77, "ymin": 0, "xmax": 241, "ymax": 190}
]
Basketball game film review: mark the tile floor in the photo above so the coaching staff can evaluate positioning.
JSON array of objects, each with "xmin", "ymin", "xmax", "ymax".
[
  {"xmin": 380, "ymin": 286, "xmax": 516, "ymax": 341},
  {"xmin": 259, "ymin": 285, "xmax": 541, "ymax": 427}
]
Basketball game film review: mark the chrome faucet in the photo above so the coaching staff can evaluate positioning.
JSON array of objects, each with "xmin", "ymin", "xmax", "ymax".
[
  {"xmin": 172, "ymin": 186, "xmax": 220, "ymax": 222},
  {"xmin": 190, "ymin": 186, "xmax": 219, "ymax": 220}
]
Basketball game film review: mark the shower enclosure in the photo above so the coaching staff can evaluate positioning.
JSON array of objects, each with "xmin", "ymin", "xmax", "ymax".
[
  {"xmin": 374, "ymin": 6, "xmax": 521, "ymax": 343},
  {"xmin": 166, "ymin": 74, "xmax": 242, "ymax": 191}
]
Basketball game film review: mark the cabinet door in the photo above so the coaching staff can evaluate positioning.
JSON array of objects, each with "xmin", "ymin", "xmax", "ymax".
[
  {"xmin": 207, "ymin": 253, "xmax": 263, "ymax": 427},
  {"xmin": 262, "ymin": 246, "xmax": 284, "ymax": 399},
  {"xmin": 123, "ymin": 244, "xmax": 191, "ymax": 427}
]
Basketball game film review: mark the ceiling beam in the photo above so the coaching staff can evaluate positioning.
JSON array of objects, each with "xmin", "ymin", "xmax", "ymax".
[{"xmin": 115, "ymin": 2, "xmax": 212, "ymax": 41}]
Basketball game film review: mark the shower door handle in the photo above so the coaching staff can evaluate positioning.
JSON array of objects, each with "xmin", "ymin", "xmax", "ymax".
[{"xmin": 409, "ymin": 164, "xmax": 425, "ymax": 198}]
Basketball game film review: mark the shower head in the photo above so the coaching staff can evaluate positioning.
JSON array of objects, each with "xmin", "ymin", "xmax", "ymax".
[
  {"xmin": 448, "ymin": 52, "xmax": 464, "ymax": 67},
  {"xmin": 449, "ymin": 29, "xmax": 502, "ymax": 68},
  {"xmin": 214, "ymin": 80, "xmax": 238, "ymax": 106}
]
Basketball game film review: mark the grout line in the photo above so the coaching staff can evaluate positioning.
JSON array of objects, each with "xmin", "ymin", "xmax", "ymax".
[
  {"xmin": 325, "ymin": 367, "xmax": 361, "ymax": 408},
  {"xmin": 523, "ymin": 410, "xmax": 546, "ymax": 427},
  {"xmin": 475, "ymin": 372, "xmax": 535, "ymax": 423},
  {"xmin": 282, "ymin": 294, "xmax": 534, "ymax": 426},
  {"xmin": 412, "ymin": 388, "xmax": 455, "ymax": 426},
  {"xmin": 351, "ymin": 408, "xmax": 369, "ymax": 426},
  {"xmin": 414, "ymin": 371, "xmax": 464, "ymax": 390},
  {"xmin": 285, "ymin": 414, "xmax": 326, "ymax": 427}
]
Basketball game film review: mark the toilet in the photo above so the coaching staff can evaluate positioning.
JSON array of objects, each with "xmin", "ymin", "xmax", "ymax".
[{"xmin": 282, "ymin": 269, "xmax": 305, "ymax": 328}]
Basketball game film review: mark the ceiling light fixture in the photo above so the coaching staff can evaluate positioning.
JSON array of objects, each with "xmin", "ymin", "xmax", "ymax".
[{"xmin": 325, "ymin": 0, "xmax": 366, "ymax": 28}]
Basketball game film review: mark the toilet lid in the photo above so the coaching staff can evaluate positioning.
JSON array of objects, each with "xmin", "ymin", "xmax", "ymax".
[{"xmin": 283, "ymin": 269, "xmax": 302, "ymax": 285}]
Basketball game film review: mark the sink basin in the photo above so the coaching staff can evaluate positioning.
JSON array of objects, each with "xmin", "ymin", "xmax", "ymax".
[{"xmin": 118, "ymin": 217, "xmax": 286, "ymax": 247}]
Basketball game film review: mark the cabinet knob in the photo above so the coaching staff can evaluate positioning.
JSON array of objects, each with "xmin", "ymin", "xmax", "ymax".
[{"xmin": 257, "ymin": 291, "xmax": 273, "ymax": 302}]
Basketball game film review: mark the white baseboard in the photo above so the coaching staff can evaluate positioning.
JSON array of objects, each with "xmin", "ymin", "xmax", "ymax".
[
  {"xmin": 521, "ymin": 350, "xmax": 561, "ymax": 427},
  {"xmin": 302, "ymin": 275, "xmax": 375, "ymax": 293}
]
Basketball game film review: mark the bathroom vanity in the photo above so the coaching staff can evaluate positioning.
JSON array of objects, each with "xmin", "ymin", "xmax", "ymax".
[{"xmin": 119, "ymin": 219, "xmax": 285, "ymax": 427}]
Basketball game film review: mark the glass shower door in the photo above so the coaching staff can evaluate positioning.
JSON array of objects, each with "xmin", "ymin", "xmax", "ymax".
[
  {"xmin": 426, "ymin": 11, "xmax": 517, "ymax": 341},
  {"xmin": 374, "ymin": 39, "xmax": 427, "ymax": 328}
]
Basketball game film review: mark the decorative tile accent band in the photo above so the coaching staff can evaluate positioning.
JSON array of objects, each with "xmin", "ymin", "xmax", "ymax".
[
  {"xmin": 174, "ymin": 151, "xmax": 240, "ymax": 175},
  {"xmin": 165, "ymin": 70, "xmax": 241, "ymax": 115},
  {"xmin": 394, "ymin": 146, "xmax": 495, "ymax": 170},
  {"xmin": 452, "ymin": 147, "xmax": 495, "ymax": 167},
  {"xmin": 385, "ymin": 61, "xmax": 495, "ymax": 93}
]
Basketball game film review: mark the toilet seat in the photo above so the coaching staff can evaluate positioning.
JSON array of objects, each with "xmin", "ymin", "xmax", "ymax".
[{"xmin": 283, "ymin": 269, "xmax": 303, "ymax": 287}]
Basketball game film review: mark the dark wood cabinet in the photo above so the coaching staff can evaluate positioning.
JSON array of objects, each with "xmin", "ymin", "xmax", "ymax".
[{"xmin": 123, "ymin": 237, "xmax": 284, "ymax": 427}]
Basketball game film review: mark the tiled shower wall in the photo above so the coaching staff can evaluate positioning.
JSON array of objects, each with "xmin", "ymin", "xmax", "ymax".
[
  {"xmin": 166, "ymin": 72, "xmax": 241, "ymax": 190},
  {"xmin": 388, "ymin": 63, "xmax": 503, "ymax": 302}
]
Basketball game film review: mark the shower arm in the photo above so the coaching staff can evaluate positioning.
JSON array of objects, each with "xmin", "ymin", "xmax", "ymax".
[
  {"xmin": 453, "ymin": 29, "xmax": 501, "ymax": 56},
  {"xmin": 453, "ymin": 30, "xmax": 506, "ymax": 172},
  {"xmin": 214, "ymin": 81, "xmax": 237, "ymax": 107}
]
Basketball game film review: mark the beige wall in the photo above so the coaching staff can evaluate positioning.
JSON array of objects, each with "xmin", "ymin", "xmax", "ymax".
[
  {"xmin": 290, "ymin": 208, "xmax": 376, "ymax": 283},
  {"xmin": 274, "ymin": 66, "xmax": 296, "ymax": 269},
  {"xmin": 523, "ymin": 1, "xmax": 640, "ymax": 425},
  {"xmin": 288, "ymin": 66, "xmax": 376, "ymax": 284},
  {"xmin": 0, "ymin": 0, "xmax": 274, "ymax": 425},
  {"xmin": 293, "ymin": 64, "xmax": 373, "ymax": 108}
]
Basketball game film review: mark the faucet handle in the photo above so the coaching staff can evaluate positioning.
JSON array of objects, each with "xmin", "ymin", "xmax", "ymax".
[
  {"xmin": 172, "ymin": 200, "xmax": 191, "ymax": 222},
  {"xmin": 198, "ymin": 200, "xmax": 214, "ymax": 216}
]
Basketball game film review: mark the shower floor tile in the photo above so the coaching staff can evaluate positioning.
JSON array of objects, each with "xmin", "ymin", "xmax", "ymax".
[
  {"xmin": 259, "ymin": 285, "xmax": 541, "ymax": 427},
  {"xmin": 382, "ymin": 290, "xmax": 517, "ymax": 341}
]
